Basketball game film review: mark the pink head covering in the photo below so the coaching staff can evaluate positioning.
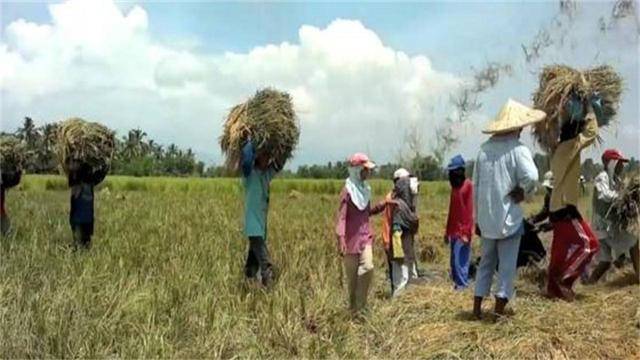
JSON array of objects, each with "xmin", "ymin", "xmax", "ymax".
[{"xmin": 348, "ymin": 152, "xmax": 376, "ymax": 169}]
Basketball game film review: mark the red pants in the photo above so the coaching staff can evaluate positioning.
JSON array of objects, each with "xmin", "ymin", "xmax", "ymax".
[{"xmin": 547, "ymin": 218, "xmax": 599, "ymax": 300}]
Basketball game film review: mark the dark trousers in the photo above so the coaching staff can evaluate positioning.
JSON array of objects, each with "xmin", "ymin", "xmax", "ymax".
[
  {"xmin": 245, "ymin": 236, "xmax": 273, "ymax": 283},
  {"xmin": 71, "ymin": 223, "xmax": 94, "ymax": 249}
]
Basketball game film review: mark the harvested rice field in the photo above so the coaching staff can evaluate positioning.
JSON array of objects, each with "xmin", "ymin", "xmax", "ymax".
[{"xmin": 1, "ymin": 175, "xmax": 638, "ymax": 358}]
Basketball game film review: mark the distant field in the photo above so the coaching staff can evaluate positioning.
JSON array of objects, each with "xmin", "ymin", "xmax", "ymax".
[{"xmin": 0, "ymin": 175, "xmax": 637, "ymax": 358}]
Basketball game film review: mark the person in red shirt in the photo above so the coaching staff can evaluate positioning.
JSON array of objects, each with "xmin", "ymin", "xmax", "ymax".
[{"xmin": 444, "ymin": 155, "xmax": 474, "ymax": 290}]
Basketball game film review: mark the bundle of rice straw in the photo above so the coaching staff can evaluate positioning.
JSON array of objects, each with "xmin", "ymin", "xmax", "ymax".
[
  {"xmin": 219, "ymin": 88, "xmax": 299, "ymax": 171},
  {"xmin": 56, "ymin": 118, "xmax": 115, "ymax": 185},
  {"xmin": 532, "ymin": 64, "xmax": 623, "ymax": 153},
  {"xmin": 608, "ymin": 174, "xmax": 640, "ymax": 236},
  {"xmin": 0, "ymin": 135, "xmax": 25, "ymax": 188}
]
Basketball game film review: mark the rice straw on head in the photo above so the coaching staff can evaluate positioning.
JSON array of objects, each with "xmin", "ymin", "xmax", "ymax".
[
  {"xmin": 532, "ymin": 64, "xmax": 623, "ymax": 153},
  {"xmin": 56, "ymin": 117, "xmax": 115, "ymax": 184},
  {"xmin": 0, "ymin": 135, "xmax": 25, "ymax": 188},
  {"xmin": 219, "ymin": 88, "xmax": 299, "ymax": 172}
]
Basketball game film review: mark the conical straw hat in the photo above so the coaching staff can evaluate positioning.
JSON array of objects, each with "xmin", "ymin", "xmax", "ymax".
[{"xmin": 482, "ymin": 98, "xmax": 546, "ymax": 134}]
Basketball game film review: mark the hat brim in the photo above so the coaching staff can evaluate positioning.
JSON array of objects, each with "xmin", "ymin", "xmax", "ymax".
[
  {"xmin": 363, "ymin": 161, "xmax": 376, "ymax": 169},
  {"xmin": 483, "ymin": 99, "xmax": 546, "ymax": 134}
]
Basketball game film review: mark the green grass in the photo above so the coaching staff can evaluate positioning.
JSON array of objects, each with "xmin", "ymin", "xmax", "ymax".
[{"xmin": 0, "ymin": 175, "xmax": 637, "ymax": 358}]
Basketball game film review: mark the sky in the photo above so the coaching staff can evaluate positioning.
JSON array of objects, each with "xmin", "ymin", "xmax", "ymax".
[{"xmin": 1, "ymin": 0, "xmax": 639, "ymax": 168}]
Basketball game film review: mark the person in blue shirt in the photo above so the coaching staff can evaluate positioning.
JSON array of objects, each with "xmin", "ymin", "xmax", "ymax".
[
  {"xmin": 241, "ymin": 139, "xmax": 280, "ymax": 287},
  {"xmin": 69, "ymin": 164, "xmax": 95, "ymax": 250}
]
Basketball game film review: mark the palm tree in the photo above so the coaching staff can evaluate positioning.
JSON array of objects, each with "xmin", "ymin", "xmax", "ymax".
[{"xmin": 17, "ymin": 117, "xmax": 38, "ymax": 146}]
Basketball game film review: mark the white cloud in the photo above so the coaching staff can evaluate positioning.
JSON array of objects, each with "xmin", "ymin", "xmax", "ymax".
[{"xmin": 0, "ymin": 0, "xmax": 461, "ymax": 166}]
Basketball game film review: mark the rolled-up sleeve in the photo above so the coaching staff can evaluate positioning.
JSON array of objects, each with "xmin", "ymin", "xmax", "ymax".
[{"xmin": 515, "ymin": 145, "xmax": 539, "ymax": 196}]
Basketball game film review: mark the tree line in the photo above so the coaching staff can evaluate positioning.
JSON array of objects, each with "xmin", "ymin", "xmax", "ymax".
[{"xmin": 3, "ymin": 117, "xmax": 637, "ymax": 180}]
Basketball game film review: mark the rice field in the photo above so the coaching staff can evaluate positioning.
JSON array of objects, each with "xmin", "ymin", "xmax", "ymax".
[{"xmin": 1, "ymin": 175, "xmax": 638, "ymax": 358}]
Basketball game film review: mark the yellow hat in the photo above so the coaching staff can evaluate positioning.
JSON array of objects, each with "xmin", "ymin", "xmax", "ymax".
[{"xmin": 483, "ymin": 98, "xmax": 546, "ymax": 134}]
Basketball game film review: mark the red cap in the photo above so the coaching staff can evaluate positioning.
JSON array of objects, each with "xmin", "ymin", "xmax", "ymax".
[{"xmin": 602, "ymin": 149, "xmax": 629, "ymax": 162}]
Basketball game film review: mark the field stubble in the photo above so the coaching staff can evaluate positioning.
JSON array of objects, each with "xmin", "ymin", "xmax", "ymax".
[{"xmin": 0, "ymin": 175, "xmax": 638, "ymax": 358}]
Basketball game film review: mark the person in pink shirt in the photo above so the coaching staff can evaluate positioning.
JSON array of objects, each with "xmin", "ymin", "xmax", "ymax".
[{"xmin": 335, "ymin": 153, "xmax": 385, "ymax": 314}]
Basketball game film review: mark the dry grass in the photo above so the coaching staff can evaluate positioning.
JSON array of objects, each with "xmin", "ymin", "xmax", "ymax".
[
  {"xmin": 0, "ymin": 135, "xmax": 25, "ymax": 174},
  {"xmin": 532, "ymin": 64, "xmax": 623, "ymax": 153},
  {"xmin": 0, "ymin": 135, "xmax": 25, "ymax": 188},
  {"xmin": 219, "ymin": 88, "xmax": 299, "ymax": 171},
  {"xmin": 610, "ymin": 173, "xmax": 640, "ymax": 236},
  {"xmin": 0, "ymin": 176, "xmax": 638, "ymax": 358},
  {"xmin": 56, "ymin": 118, "xmax": 115, "ymax": 178}
]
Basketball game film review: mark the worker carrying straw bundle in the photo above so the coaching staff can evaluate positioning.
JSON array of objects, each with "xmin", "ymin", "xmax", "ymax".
[
  {"xmin": 220, "ymin": 88, "xmax": 299, "ymax": 172},
  {"xmin": 532, "ymin": 64, "xmax": 623, "ymax": 153},
  {"xmin": 57, "ymin": 118, "xmax": 115, "ymax": 250},
  {"xmin": 535, "ymin": 65, "xmax": 617, "ymax": 301},
  {"xmin": 0, "ymin": 135, "xmax": 25, "ymax": 236},
  {"xmin": 587, "ymin": 148, "xmax": 639, "ymax": 285},
  {"xmin": 220, "ymin": 88, "xmax": 299, "ymax": 288}
]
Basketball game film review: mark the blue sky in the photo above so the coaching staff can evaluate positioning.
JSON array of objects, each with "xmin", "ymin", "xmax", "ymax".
[{"xmin": 1, "ymin": 0, "xmax": 638, "ymax": 167}]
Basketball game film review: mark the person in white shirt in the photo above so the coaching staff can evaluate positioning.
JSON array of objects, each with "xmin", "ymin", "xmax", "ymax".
[
  {"xmin": 587, "ymin": 149, "xmax": 639, "ymax": 283},
  {"xmin": 472, "ymin": 99, "xmax": 544, "ymax": 320}
]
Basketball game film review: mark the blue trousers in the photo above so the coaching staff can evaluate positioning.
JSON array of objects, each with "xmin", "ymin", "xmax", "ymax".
[
  {"xmin": 474, "ymin": 230, "xmax": 522, "ymax": 300},
  {"xmin": 449, "ymin": 236, "xmax": 471, "ymax": 289}
]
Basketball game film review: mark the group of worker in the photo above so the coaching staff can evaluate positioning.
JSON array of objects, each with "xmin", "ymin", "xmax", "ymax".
[{"xmin": 240, "ymin": 97, "xmax": 637, "ymax": 320}]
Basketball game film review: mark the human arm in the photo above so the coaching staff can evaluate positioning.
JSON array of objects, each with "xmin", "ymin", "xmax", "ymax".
[
  {"xmin": 594, "ymin": 173, "xmax": 618, "ymax": 203},
  {"xmin": 370, "ymin": 198, "xmax": 387, "ymax": 216},
  {"xmin": 530, "ymin": 192, "xmax": 551, "ymax": 224},
  {"xmin": 515, "ymin": 145, "xmax": 539, "ymax": 198},
  {"xmin": 335, "ymin": 190, "xmax": 348, "ymax": 254},
  {"xmin": 240, "ymin": 140, "xmax": 255, "ymax": 178},
  {"xmin": 463, "ymin": 182, "xmax": 475, "ymax": 241}
]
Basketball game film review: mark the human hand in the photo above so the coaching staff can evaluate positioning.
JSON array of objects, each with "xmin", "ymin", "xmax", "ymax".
[
  {"xmin": 509, "ymin": 186, "xmax": 525, "ymax": 204},
  {"xmin": 336, "ymin": 236, "xmax": 347, "ymax": 256}
]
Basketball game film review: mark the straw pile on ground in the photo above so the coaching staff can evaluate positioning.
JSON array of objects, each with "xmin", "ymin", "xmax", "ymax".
[
  {"xmin": 56, "ymin": 118, "xmax": 115, "ymax": 185},
  {"xmin": 0, "ymin": 135, "xmax": 25, "ymax": 188},
  {"xmin": 532, "ymin": 64, "xmax": 623, "ymax": 153},
  {"xmin": 219, "ymin": 88, "xmax": 299, "ymax": 171},
  {"xmin": 609, "ymin": 173, "xmax": 640, "ymax": 236}
]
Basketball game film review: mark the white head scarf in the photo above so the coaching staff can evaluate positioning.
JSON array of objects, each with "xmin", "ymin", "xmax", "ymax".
[
  {"xmin": 409, "ymin": 176, "xmax": 419, "ymax": 195},
  {"xmin": 606, "ymin": 159, "xmax": 620, "ymax": 187},
  {"xmin": 345, "ymin": 165, "xmax": 371, "ymax": 210}
]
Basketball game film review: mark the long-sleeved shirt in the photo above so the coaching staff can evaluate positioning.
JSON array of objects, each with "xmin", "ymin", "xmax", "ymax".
[
  {"xmin": 335, "ymin": 189, "xmax": 384, "ymax": 255},
  {"xmin": 70, "ymin": 183, "xmax": 94, "ymax": 225},
  {"xmin": 446, "ymin": 179, "xmax": 474, "ymax": 240},
  {"xmin": 473, "ymin": 133, "xmax": 539, "ymax": 239},
  {"xmin": 241, "ymin": 142, "xmax": 275, "ymax": 238},
  {"xmin": 592, "ymin": 170, "xmax": 618, "ymax": 235},
  {"xmin": 550, "ymin": 114, "xmax": 598, "ymax": 213}
]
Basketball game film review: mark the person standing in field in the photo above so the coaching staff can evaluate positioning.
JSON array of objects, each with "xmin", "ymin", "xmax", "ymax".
[
  {"xmin": 545, "ymin": 93, "xmax": 602, "ymax": 301},
  {"xmin": 472, "ymin": 99, "xmax": 543, "ymax": 319},
  {"xmin": 336, "ymin": 153, "xmax": 385, "ymax": 313},
  {"xmin": 379, "ymin": 168, "xmax": 420, "ymax": 297},
  {"xmin": 444, "ymin": 155, "xmax": 474, "ymax": 290},
  {"xmin": 241, "ymin": 138, "xmax": 280, "ymax": 288},
  {"xmin": 69, "ymin": 165, "xmax": 95, "ymax": 250},
  {"xmin": 587, "ymin": 149, "xmax": 639, "ymax": 284}
]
